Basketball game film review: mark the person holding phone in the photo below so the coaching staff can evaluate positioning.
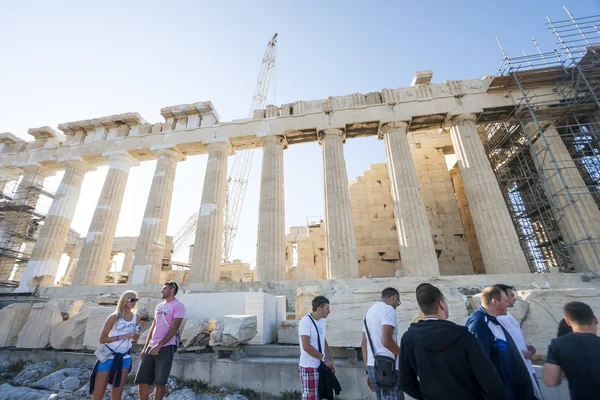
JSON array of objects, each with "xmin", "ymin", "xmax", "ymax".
[{"xmin": 90, "ymin": 290, "xmax": 143, "ymax": 400}]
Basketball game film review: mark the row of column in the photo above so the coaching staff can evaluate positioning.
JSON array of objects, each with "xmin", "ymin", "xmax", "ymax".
[{"xmin": 18, "ymin": 113, "xmax": 599, "ymax": 291}]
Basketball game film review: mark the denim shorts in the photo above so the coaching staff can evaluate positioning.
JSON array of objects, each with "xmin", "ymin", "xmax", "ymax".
[{"xmin": 97, "ymin": 356, "xmax": 132, "ymax": 372}]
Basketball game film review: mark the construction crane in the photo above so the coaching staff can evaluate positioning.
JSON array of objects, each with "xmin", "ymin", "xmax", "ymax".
[{"xmin": 172, "ymin": 33, "xmax": 278, "ymax": 262}]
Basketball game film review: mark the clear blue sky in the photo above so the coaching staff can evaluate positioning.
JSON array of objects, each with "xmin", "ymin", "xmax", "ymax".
[{"xmin": 1, "ymin": 0, "xmax": 598, "ymax": 268}]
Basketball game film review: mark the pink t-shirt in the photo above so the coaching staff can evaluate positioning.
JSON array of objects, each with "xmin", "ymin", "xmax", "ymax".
[{"xmin": 149, "ymin": 299, "xmax": 186, "ymax": 347}]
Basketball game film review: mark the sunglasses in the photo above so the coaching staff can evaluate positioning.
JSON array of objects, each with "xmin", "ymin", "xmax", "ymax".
[{"xmin": 128, "ymin": 298, "xmax": 139, "ymax": 303}]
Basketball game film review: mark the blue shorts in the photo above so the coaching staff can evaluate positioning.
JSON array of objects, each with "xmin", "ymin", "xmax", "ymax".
[{"xmin": 97, "ymin": 356, "xmax": 132, "ymax": 372}]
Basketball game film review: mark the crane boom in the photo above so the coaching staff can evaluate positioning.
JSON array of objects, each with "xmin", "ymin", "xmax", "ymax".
[
  {"xmin": 222, "ymin": 33, "xmax": 277, "ymax": 263},
  {"xmin": 172, "ymin": 34, "xmax": 278, "ymax": 263}
]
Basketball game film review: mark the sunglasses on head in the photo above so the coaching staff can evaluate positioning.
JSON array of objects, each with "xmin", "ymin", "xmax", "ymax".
[{"xmin": 128, "ymin": 298, "xmax": 139, "ymax": 303}]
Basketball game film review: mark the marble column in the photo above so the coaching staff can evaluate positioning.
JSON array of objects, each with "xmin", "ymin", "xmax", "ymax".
[
  {"xmin": 130, "ymin": 146, "xmax": 184, "ymax": 284},
  {"xmin": 0, "ymin": 164, "xmax": 55, "ymax": 281},
  {"xmin": 121, "ymin": 250, "xmax": 135, "ymax": 275},
  {"xmin": 450, "ymin": 165, "xmax": 485, "ymax": 274},
  {"xmin": 319, "ymin": 129, "xmax": 359, "ymax": 279},
  {"xmin": 449, "ymin": 114, "xmax": 529, "ymax": 273},
  {"xmin": 16, "ymin": 158, "xmax": 94, "ymax": 292},
  {"xmin": 72, "ymin": 151, "xmax": 139, "ymax": 286},
  {"xmin": 190, "ymin": 140, "xmax": 231, "ymax": 283},
  {"xmin": 527, "ymin": 122, "xmax": 600, "ymax": 272},
  {"xmin": 60, "ymin": 252, "xmax": 79, "ymax": 285},
  {"xmin": 255, "ymin": 135, "xmax": 286, "ymax": 281},
  {"xmin": 380, "ymin": 122, "xmax": 440, "ymax": 276}
]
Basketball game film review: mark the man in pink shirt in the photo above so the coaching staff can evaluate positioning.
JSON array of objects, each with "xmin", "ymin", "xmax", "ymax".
[{"xmin": 135, "ymin": 281, "xmax": 186, "ymax": 400}]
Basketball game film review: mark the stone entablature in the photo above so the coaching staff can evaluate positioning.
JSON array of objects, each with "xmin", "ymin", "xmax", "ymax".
[{"xmin": 0, "ymin": 76, "xmax": 559, "ymax": 170}]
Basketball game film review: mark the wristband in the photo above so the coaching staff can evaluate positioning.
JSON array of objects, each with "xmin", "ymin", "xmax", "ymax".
[
  {"xmin": 365, "ymin": 370, "xmax": 368, "ymax": 375},
  {"xmin": 321, "ymin": 355, "xmax": 327, "ymax": 362},
  {"xmin": 116, "ymin": 336, "xmax": 119, "ymax": 341}
]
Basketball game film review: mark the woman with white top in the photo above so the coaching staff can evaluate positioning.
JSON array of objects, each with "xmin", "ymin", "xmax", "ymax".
[{"xmin": 91, "ymin": 290, "xmax": 144, "ymax": 400}]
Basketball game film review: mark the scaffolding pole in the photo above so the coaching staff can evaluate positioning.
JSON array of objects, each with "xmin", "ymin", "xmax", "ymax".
[{"xmin": 485, "ymin": 10, "xmax": 600, "ymax": 274}]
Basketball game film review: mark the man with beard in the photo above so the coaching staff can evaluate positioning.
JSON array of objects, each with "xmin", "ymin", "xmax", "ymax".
[{"xmin": 135, "ymin": 281, "xmax": 185, "ymax": 400}]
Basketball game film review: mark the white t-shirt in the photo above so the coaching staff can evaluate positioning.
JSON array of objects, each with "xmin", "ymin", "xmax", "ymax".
[
  {"xmin": 362, "ymin": 302, "xmax": 398, "ymax": 367},
  {"xmin": 498, "ymin": 311, "xmax": 542, "ymax": 399},
  {"xmin": 298, "ymin": 314, "xmax": 326, "ymax": 368},
  {"xmin": 498, "ymin": 311, "xmax": 535, "ymax": 374},
  {"xmin": 107, "ymin": 314, "xmax": 138, "ymax": 359}
]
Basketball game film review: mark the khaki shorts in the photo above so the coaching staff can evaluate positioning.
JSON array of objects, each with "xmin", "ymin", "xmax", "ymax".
[{"xmin": 134, "ymin": 345, "xmax": 176, "ymax": 385}]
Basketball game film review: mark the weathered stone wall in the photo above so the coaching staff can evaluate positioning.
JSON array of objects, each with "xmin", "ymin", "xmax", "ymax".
[
  {"xmin": 284, "ymin": 224, "xmax": 326, "ymax": 280},
  {"xmin": 285, "ymin": 139, "xmax": 474, "ymax": 278},
  {"xmin": 349, "ymin": 164, "xmax": 401, "ymax": 277}
]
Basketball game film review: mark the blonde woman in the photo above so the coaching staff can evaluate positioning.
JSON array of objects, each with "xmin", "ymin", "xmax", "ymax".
[{"xmin": 90, "ymin": 290, "xmax": 143, "ymax": 400}]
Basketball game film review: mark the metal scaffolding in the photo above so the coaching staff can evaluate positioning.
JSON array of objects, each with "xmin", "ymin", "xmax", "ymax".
[
  {"xmin": 484, "ymin": 9, "xmax": 600, "ymax": 273},
  {"xmin": 0, "ymin": 167, "xmax": 53, "ymax": 286}
]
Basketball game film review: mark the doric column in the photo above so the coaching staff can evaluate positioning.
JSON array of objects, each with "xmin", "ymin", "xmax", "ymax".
[
  {"xmin": 380, "ymin": 122, "xmax": 440, "ymax": 276},
  {"xmin": 130, "ymin": 146, "xmax": 184, "ymax": 284},
  {"xmin": 0, "ymin": 164, "xmax": 55, "ymax": 281},
  {"xmin": 255, "ymin": 134, "xmax": 286, "ymax": 281},
  {"xmin": 60, "ymin": 251, "xmax": 79, "ymax": 285},
  {"xmin": 72, "ymin": 151, "xmax": 139, "ymax": 286},
  {"xmin": 121, "ymin": 250, "xmax": 135, "ymax": 275},
  {"xmin": 16, "ymin": 158, "xmax": 94, "ymax": 292},
  {"xmin": 449, "ymin": 114, "xmax": 529, "ymax": 273},
  {"xmin": 190, "ymin": 140, "xmax": 231, "ymax": 282},
  {"xmin": 319, "ymin": 129, "xmax": 359, "ymax": 278},
  {"xmin": 527, "ymin": 123, "xmax": 600, "ymax": 272},
  {"xmin": 450, "ymin": 165, "xmax": 485, "ymax": 274}
]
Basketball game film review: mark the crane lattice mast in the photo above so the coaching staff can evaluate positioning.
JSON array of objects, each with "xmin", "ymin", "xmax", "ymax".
[{"xmin": 171, "ymin": 34, "xmax": 278, "ymax": 263}]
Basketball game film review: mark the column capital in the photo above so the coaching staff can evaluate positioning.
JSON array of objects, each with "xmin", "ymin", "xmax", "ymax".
[
  {"xmin": 150, "ymin": 145, "xmax": 186, "ymax": 162},
  {"xmin": 317, "ymin": 128, "xmax": 345, "ymax": 144},
  {"xmin": 203, "ymin": 138, "xmax": 232, "ymax": 154},
  {"xmin": 258, "ymin": 134, "xmax": 287, "ymax": 149},
  {"xmin": 102, "ymin": 150, "xmax": 140, "ymax": 168},
  {"xmin": 60, "ymin": 156, "xmax": 96, "ymax": 173},
  {"xmin": 448, "ymin": 113, "xmax": 478, "ymax": 127},
  {"xmin": 19, "ymin": 162, "xmax": 56, "ymax": 179},
  {"xmin": 0, "ymin": 167, "xmax": 21, "ymax": 182},
  {"xmin": 378, "ymin": 121, "xmax": 409, "ymax": 139}
]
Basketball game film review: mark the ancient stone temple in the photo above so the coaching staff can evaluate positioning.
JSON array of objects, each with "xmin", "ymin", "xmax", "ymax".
[{"xmin": 0, "ymin": 12, "xmax": 598, "ymax": 399}]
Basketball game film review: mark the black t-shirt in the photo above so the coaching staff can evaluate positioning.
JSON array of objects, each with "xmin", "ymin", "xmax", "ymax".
[{"xmin": 546, "ymin": 332, "xmax": 600, "ymax": 399}]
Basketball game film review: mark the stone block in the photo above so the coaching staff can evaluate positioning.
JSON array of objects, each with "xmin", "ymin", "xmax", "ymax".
[
  {"xmin": 179, "ymin": 292, "xmax": 277, "ymax": 345},
  {"xmin": 50, "ymin": 307, "xmax": 91, "ymax": 350},
  {"xmin": 137, "ymin": 297, "xmax": 162, "ymax": 321},
  {"xmin": 96, "ymin": 293, "xmax": 120, "ymax": 305},
  {"xmin": 277, "ymin": 320, "xmax": 299, "ymax": 345},
  {"xmin": 209, "ymin": 315, "xmax": 257, "ymax": 347},
  {"xmin": 82, "ymin": 306, "xmax": 114, "ymax": 350},
  {"xmin": 296, "ymin": 286, "xmax": 321, "ymax": 319},
  {"xmin": 0, "ymin": 303, "xmax": 31, "ymax": 347},
  {"xmin": 180, "ymin": 318, "xmax": 216, "ymax": 348},
  {"xmin": 16, "ymin": 300, "xmax": 63, "ymax": 349},
  {"xmin": 55, "ymin": 299, "xmax": 86, "ymax": 319}
]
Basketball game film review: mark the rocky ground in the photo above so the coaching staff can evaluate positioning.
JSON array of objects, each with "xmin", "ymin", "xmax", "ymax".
[{"xmin": 0, "ymin": 357, "xmax": 299, "ymax": 400}]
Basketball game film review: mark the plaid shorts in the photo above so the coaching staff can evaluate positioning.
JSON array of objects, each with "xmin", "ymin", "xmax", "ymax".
[
  {"xmin": 368, "ymin": 365, "xmax": 404, "ymax": 400},
  {"xmin": 299, "ymin": 366, "xmax": 320, "ymax": 400}
]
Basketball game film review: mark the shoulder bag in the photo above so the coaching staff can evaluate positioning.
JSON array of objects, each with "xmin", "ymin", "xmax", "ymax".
[{"xmin": 364, "ymin": 314, "xmax": 397, "ymax": 390}]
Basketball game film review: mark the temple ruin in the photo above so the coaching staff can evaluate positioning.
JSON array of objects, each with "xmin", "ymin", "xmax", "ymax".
[{"xmin": 0, "ymin": 11, "xmax": 599, "ymax": 399}]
